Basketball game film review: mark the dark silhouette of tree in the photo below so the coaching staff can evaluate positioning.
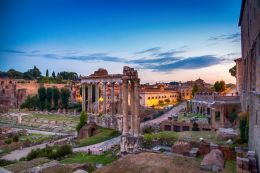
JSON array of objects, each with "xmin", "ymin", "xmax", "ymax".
[
  {"xmin": 192, "ymin": 84, "xmax": 199, "ymax": 96},
  {"xmin": 38, "ymin": 87, "xmax": 46, "ymax": 110},
  {"xmin": 46, "ymin": 88, "xmax": 53, "ymax": 111},
  {"xmin": 53, "ymin": 87, "xmax": 60, "ymax": 110},
  {"xmin": 60, "ymin": 87, "xmax": 70, "ymax": 109},
  {"xmin": 229, "ymin": 65, "xmax": 236, "ymax": 77},
  {"xmin": 46, "ymin": 69, "xmax": 49, "ymax": 77}
]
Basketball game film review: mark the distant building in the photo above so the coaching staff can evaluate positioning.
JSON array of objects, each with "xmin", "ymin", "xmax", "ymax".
[
  {"xmin": 239, "ymin": 0, "xmax": 260, "ymax": 168},
  {"xmin": 139, "ymin": 84, "xmax": 179, "ymax": 107},
  {"xmin": 187, "ymin": 92, "xmax": 241, "ymax": 129}
]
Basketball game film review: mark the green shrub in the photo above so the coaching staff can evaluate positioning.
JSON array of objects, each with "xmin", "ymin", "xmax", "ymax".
[
  {"xmin": 143, "ymin": 132, "xmax": 178, "ymax": 148},
  {"xmin": 192, "ymin": 122, "xmax": 199, "ymax": 131},
  {"xmin": 0, "ymin": 159, "xmax": 16, "ymax": 166},
  {"xmin": 13, "ymin": 135, "xmax": 19, "ymax": 142},
  {"xmin": 4, "ymin": 138, "xmax": 12, "ymax": 144},
  {"xmin": 76, "ymin": 111, "xmax": 88, "ymax": 133},
  {"xmin": 26, "ymin": 144, "xmax": 72, "ymax": 161}
]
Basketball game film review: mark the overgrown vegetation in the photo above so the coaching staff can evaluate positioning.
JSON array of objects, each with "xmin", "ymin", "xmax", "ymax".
[
  {"xmin": 0, "ymin": 159, "xmax": 16, "ymax": 167},
  {"xmin": 76, "ymin": 111, "xmax": 88, "ymax": 133},
  {"xmin": 61, "ymin": 151, "xmax": 118, "ymax": 165},
  {"xmin": 143, "ymin": 131, "xmax": 178, "ymax": 148},
  {"xmin": 213, "ymin": 80, "xmax": 226, "ymax": 92},
  {"xmin": 24, "ymin": 144, "xmax": 72, "ymax": 161},
  {"xmin": 78, "ymin": 128, "xmax": 120, "ymax": 147},
  {"xmin": 239, "ymin": 112, "xmax": 249, "ymax": 143},
  {"xmin": 20, "ymin": 86, "xmax": 70, "ymax": 111}
]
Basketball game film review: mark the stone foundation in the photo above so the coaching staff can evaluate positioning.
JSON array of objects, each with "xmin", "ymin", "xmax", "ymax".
[
  {"xmin": 88, "ymin": 114, "xmax": 123, "ymax": 131},
  {"xmin": 120, "ymin": 134, "xmax": 143, "ymax": 154}
]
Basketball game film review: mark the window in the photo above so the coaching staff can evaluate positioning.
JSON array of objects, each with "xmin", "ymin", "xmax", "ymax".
[
  {"xmin": 148, "ymin": 97, "xmax": 150, "ymax": 100},
  {"xmin": 152, "ymin": 97, "xmax": 154, "ymax": 99},
  {"xmin": 215, "ymin": 112, "xmax": 221, "ymax": 122}
]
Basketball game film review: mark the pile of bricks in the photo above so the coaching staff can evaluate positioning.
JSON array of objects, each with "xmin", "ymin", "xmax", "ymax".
[{"xmin": 237, "ymin": 151, "xmax": 258, "ymax": 173}]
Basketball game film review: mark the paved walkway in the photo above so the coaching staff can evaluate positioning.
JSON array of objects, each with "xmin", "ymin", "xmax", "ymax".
[
  {"xmin": 141, "ymin": 102, "xmax": 186, "ymax": 128},
  {"xmin": 73, "ymin": 136, "xmax": 121, "ymax": 154},
  {"xmin": 2, "ymin": 136, "xmax": 73, "ymax": 161}
]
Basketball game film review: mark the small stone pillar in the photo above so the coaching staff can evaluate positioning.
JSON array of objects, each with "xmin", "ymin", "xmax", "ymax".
[{"xmin": 82, "ymin": 84, "xmax": 86, "ymax": 112}]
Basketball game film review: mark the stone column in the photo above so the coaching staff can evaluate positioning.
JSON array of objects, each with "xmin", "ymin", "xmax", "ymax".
[
  {"xmin": 118, "ymin": 83, "xmax": 123, "ymax": 114},
  {"xmin": 95, "ymin": 83, "xmax": 99, "ymax": 114},
  {"xmin": 130, "ymin": 81, "xmax": 135, "ymax": 135},
  {"xmin": 134, "ymin": 79, "xmax": 140, "ymax": 136},
  {"xmin": 122, "ymin": 79, "xmax": 129, "ymax": 135},
  {"xmin": 111, "ymin": 82, "xmax": 115, "ymax": 116},
  {"xmin": 82, "ymin": 84, "xmax": 86, "ymax": 112},
  {"xmin": 103, "ymin": 82, "xmax": 107, "ymax": 115},
  {"xmin": 88, "ymin": 85, "xmax": 92, "ymax": 113}
]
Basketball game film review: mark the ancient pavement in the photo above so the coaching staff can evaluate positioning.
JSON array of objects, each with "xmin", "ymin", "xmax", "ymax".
[{"xmin": 1, "ymin": 103, "xmax": 185, "ymax": 160}]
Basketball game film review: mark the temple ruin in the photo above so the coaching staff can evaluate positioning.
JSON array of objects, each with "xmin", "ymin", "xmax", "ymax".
[{"xmin": 81, "ymin": 66, "xmax": 141, "ymax": 153}]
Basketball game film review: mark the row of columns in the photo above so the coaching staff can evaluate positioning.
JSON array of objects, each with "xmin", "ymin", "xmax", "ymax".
[{"xmin": 81, "ymin": 82, "xmax": 122, "ymax": 116}]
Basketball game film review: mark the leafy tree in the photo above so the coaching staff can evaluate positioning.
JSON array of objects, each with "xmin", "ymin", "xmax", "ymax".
[
  {"xmin": 20, "ymin": 95, "xmax": 38, "ymax": 110},
  {"xmin": 52, "ymin": 87, "xmax": 60, "ymax": 110},
  {"xmin": 192, "ymin": 84, "xmax": 199, "ymax": 96},
  {"xmin": 229, "ymin": 65, "xmax": 236, "ymax": 77},
  {"xmin": 38, "ymin": 87, "xmax": 46, "ymax": 110},
  {"xmin": 46, "ymin": 69, "xmax": 49, "ymax": 77},
  {"xmin": 46, "ymin": 88, "xmax": 53, "ymax": 111},
  {"xmin": 214, "ymin": 80, "xmax": 226, "ymax": 92},
  {"xmin": 60, "ymin": 87, "xmax": 70, "ymax": 109},
  {"xmin": 214, "ymin": 81, "xmax": 221, "ymax": 92},
  {"xmin": 52, "ymin": 71, "xmax": 56, "ymax": 78},
  {"xmin": 219, "ymin": 80, "xmax": 226, "ymax": 92},
  {"xmin": 76, "ymin": 111, "xmax": 88, "ymax": 132},
  {"xmin": 7, "ymin": 69, "xmax": 23, "ymax": 79}
]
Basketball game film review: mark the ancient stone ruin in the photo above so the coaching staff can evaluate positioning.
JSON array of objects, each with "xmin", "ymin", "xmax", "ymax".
[{"xmin": 81, "ymin": 66, "xmax": 142, "ymax": 153}]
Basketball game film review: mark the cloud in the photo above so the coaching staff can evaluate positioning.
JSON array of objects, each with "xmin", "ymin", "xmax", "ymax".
[
  {"xmin": 135, "ymin": 47, "xmax": 161, "ymax": 54},
  {"xmin": 129, "ymin": 56, "xmax": 179, "ymax": 64},
  {"xmin": 208, "ymin": 32, "xmax": 241, "ymax": 43},
  {"xmin": 62, "ymin": 53, "xmax": 124, "ymax": 62},
  {"xmin": 140, "ymin": 55, "xmax": 221, "ymax": 72},
  {"xmin": 0, "ymin": 49, "xmax": 26, "ymax": 54}
]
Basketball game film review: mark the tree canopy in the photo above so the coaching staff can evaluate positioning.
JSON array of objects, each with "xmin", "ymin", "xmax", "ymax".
[{"xmin": 229, "ymin": 65, "xmax": 236, "ymax": 77}]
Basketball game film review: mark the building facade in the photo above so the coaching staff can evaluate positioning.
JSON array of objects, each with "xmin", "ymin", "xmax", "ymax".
[
  {"xmin": 239, "ymin": 0, "xmax": 260, "ymax": 168},
  {"xmin": 187, "ymin": 92, "xmax": 241, "ymax": 130},
  {"xmin": 139, "ymin": 84, "xmax": 179, "ymax": 107}
]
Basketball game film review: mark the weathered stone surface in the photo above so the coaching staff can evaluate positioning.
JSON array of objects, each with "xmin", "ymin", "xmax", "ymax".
[
  {"xmin": 189, "ymin": 147, "xmax": 199, "ymax": 157},
  {"xmin": 217, "ymin": 128, "xmax": 238, "ymax": 140},
  {"xmin": 78, "ymin": 122, "xmax": 97, "ymax": 139},
  {"xmin": 200, "ymin": 149, "xmax": 224, "ymax": 172},
  {"xmin": 171, "ymin": 141, "xmax": 191, "ymax": 155},
  {"xmin": 73, "ymin": 169, "xmax": 88, "ymax": 173}
]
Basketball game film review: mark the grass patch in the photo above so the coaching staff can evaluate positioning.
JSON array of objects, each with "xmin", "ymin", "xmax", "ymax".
[
  {"xmin": 25, "ymin": 113, "xmax": 79, "ymax": 123},
  {"xmin": 61, "ymin": 152, "xmax": 118, "ymax": 165},
  {"xmin": 143, "ymin": 131, "xmax": 179, "ymax": 148},
  {"xmin": 177, "ymin": 113, "xmax": 208, "ymax": 122},
  {"xmin": 19, "ymin": 133, "xmax": 51, "ymax": 143},
  {"xmin": 143, "ymin": 131, "xmax": 246, "ymax": 148},
  {"xmin": 78, "ymin": 128, "xmax": 120, "ymax": 147}
]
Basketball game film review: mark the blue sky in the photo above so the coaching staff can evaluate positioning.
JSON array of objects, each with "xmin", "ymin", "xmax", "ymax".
[{"xmin": 0, "ymin": 0, "xmax": 242, "ymax": 84}]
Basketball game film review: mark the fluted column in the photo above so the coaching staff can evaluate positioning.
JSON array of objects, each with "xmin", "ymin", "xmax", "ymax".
[
  {"xmin": 122, "ymin": 79, "xmax": 129, "ymax": 135},
  {"xmin": 134, "ymin": 79, "xmax": 140, "ymax": 136},
  {"xmin": 95, "ymin": 83, "xmax": 99, "ymax": 114},
  {"xmin": 130, "ymin": 81, "xmax": 135, "ymax": 135},
  {"xmin": 82, "ymin": 84, "xmax": 86, "ymax": 112},
  {"xmin": 103, "ymin": 82, "xmax": 107, "ymax": 114},
  {"xmin": 111, "ymin": 82, "xmax": 115, "ymax": 116}
]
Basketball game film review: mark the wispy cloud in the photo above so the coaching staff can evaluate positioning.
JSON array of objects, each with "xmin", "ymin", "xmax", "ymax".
[
  {"xmin": 0, "ymin": 49, "xmax": 26, "ymax": 54},
  {"xmin": 135, "ymin": 47, "xmax": 161, "ymax": 54},
  {"xmin": 142, "ymin": 55, "xmax": 221, "ymax": 72},
  {"xmin": 1, "ymin": 48, "xmax": 226, "ymax": 72},
  {"xmin": 208, "ymin": 32, "xmax": 241, "ymax": 43}
]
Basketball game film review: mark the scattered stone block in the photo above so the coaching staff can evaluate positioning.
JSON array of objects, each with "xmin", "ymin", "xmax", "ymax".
[
  {"xmin": 171, "ymin": 141, "xmax": 191, "ymax": 156},
  {"xmin": 217, "ymin": 128, "xmax": 238, "ymax": 140},
  {"xmin": 200, "ymin": 149, "xmax": 224, "ymax": 172}
]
